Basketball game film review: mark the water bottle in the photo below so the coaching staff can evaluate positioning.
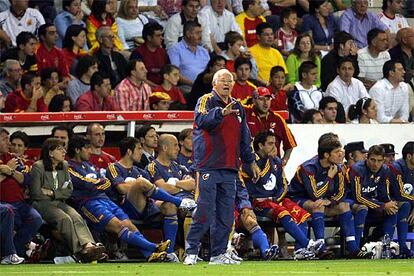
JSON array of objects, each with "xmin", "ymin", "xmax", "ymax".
[{"xmin": 382, "ymin": 234, "xmax": 391, "ymax": 259}]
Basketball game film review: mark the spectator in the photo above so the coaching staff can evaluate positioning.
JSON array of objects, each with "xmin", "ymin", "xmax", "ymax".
[
  {"xmin": 149, "ymin": 92, "xmax": 172, "ymax": 110},
  {"xmin": 164, "ymin": 0, "xmax": 212, "ymax": 51},
  {"xmin": 153, "ymin": 64, "xmax": 187, "ymax": 109},
  {"xmin": 267, "ymin": 65, "xmax": 291, "ymax": 112},
  {"xmin": 177, "ymin": 128, "xmax": 193, "ymax": 171},
  {"xmin": 4, "ymin": 72, "xmax": 47, "ymax": 113},
  {"xmin": 40, "ymin": 67, "xmax": 64, "ymax": 106},
  {"xmin": 0, "ymin": 0, "xmax": 45, "ymax": 46},
  {"xmin": 29, "ymin": 0, "xmax": 57, "ymax": 24},
  {"xmin": 0, "ymin": 60, "xmax": 22, "ymax": 97},
  {"xmin": 0, "ymin": 127, "xmax": 43, "ymax": 260},
  {"xmin": 301, "ymin": 108, "xmax": 324, "ymax": 124},
  {"xmin": 75, "ymin": 72, "xmax": 118, "ymax": 111},
  {"xmin": 187, "ymin": 55, "xmax": 226, "ymax": 109},
  {"xmin": 115, "ymin": 59, "xmax": 152, "ymax": 111},
  {"xmin": 378, "ymin": 0, "xmax": 409, "ymax": 34},
  {"xmin": 235, "ymin": 0, "xmax": 266, "ymax": 47},
  {"xmin": 158, "ymin": 0, "xmax": 182, "ymax": 17},
  {"xmin": 54, "ymin": 0, "xmax": 85, "ymax": 48},
  {"xmin": 321, "ymin": 31, "xmax": 359, "ymax": 91},
  {"xmin": 369, "ymin": 60, "xmax": 409, "ymax": 123},
  {"xmin": 349, "ymin": 93, "xmax": 377, "ymax": 120},
  {"xmin": 36, "ymin": 23, "xmax": 70, "ymax": 79},
  {"xmin": 389, "ymin": 27, "xmax": 414, "ymax": 85},
  {"xmin": 51, "ymin": 124, "xmax": 73, "ymax": 151},
  {"xmin": 67, "ymin": 55, "xmax": 98, "ymax": 104},
  {"xmin": 48, "ymin": 94, "xmax": 73, "ymax": 112},
  {"xmin": 288, "ymin": 61, "xmax": 322, "ymax": 123},
  {"xmin": 380, "ymin": 143, "xmax": 397, "ymax": 164},
  {"xmin": 0, "ymin": 203, "xmax": 24, "ymax": 264},
  {"xmin": 250, "ymin": 22, "xmax": 287, "ymax": 84},
  {"xmin": 136, "ymin": 125, "xmax": 158, "ymax": 169},
  {"xmin": 344, "ymin": 141, "xmax": 368, "ymax": 167},
  {"xmin": 62, "ymin": 24, "xmax": 88, "ymax": 75},
  {"xmin": 275, "ymin": 7, "xmax": 298, "ymax": 57},
  {"xmin": 286, "ymin": 32, "xmax": 321, "ymax": 88},
  {"xmin": 30, "ymin": 138, "xmax": 106, "ymax": 263},
  {"xmin": 0, "ymin": 32, "xmax": 38, "ymax": 73},
  {"xmin": 0, "ymin": 90, "xmax": 6, "ymax": 111},
  {"xmin": 358, "ymin": 28, "xmax": 391, "ymax": 90},
  {"xmin": 220, "ymin": 31, "xmax": 258, "ymax": 79},
  {"xmin": 116, "ymin": 0, "xmax": 149, "ymax": 51},
  {"xmin": 245, "ymin": 87, "xmax": 297, "ymax": 164},
  {"xmin": 319, "ymin": 96, "xmax": 338, "ymax": 124},
  {"xmin": 167, "ymin": 21, "xmax": 210, "ymax": 94},
  {"xmin": 86, "ymin": 0, "xmax": 123, "ymax": 52},
  {"xmin": 9, "ymin": 130, "xmax": 36, "ymax": 165},
  {"xmin": 231, "ymin": 57, "xmax": 257, "ymax": 103},
  {"xmin": 86, "ymin": 123, "xmax": 116, "ymax": 174},
  {"xmin": 137, "ymin": 0, "xmax": 168, "ymax": 24},
  {"xmin": 325, "ymin": 57, "xmax": 369, "ymax": 114},
  {"xmin": 302, "ymin": 0, "xmax": 337, "ymax": 54},
  {"xmin": 199, "ymin": 0, "xmax": 242, "ymax": 54},
  {"xmin": 130, "ymin": 22, "xmax": 169, "ymax": 88},
  {"xmin": 94, "ymin": 26, "xmax": 128, "ymax": 88},
  {"xmin": 339, "ymin": 0, "xmax": 388, "ymax": 49}
]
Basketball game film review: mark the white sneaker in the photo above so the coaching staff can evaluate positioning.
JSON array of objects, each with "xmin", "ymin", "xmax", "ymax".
[
  {"xmin": 166, "ymin": 252, "xmax": 180, "ymax": 263},
  {"xmin": 1, "ymin": 254, "xmax": 24, "ymax": 265},
  {"xmin": 183, "ymin": 254, "xmax": 198, "ymax": 265},
  {"xmin": 226, "ymin": 248, "xmax": 243, "ymax": 261},
  {"xmin": 313, "ymin": 239, "xmax": 325, "ymax": 254},
  {"xmin": 209, "ymin": 253, "xmax": 240, "ymax": 265},
  {"xmin": 294, "ymin": 248, "xmax": 315, "ymax": 260},
  {"xmin": 179, "ymin": 198, "xmax": 197, "ymax": 212}
]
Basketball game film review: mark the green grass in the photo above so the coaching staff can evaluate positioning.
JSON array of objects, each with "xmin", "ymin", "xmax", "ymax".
[{"xmin": 0, "ymin": 260, "xmax": 413, "ymax": 276}]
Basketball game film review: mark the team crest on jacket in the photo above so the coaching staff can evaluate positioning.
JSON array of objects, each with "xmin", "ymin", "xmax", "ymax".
[
  {"xmin": 202, "ymin": 173, "xmax": 210, "ymax": 180},
  {"xmin": 374, "ymin": 176, "xmax": 381, "ymax": 183},
  {"xmin": 263, "ymin": 173, "xmax": 277, "ymax": 191},
  {"xmin": 404, "ymin": 183, "xmax": 413, "ymax": 195}
]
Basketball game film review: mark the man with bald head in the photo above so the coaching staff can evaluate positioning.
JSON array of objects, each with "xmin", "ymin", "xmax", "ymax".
[
  {"xmin": 147, "ymin": 134, "xmax": 196, "ymax": 262},
  {"xmin": 389, "ymin": 27, "xmax": 414, "ymax": 85},
  {"xmin": 184, "ymin": 69, "xmax": 260, "ymax": 265}
]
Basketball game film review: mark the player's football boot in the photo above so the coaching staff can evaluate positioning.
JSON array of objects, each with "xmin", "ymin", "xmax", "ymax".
[
  {"xmin": 293, "ymin": 248, "xmax": 315, "ymax": 260},
  {"xmin": 178, "ymin": 198, "xmax": 197, "ymax": 212},
  {"xmin": 155, "ymin": 240, "xmax": 171, "ymax": 253},
  {"xmin": 263, "ymin": 244, "xmax": 280, "ymax": 261},
  {"xmin": 148, "ymin": 251, "xmax": 167, "ymax": 262}
]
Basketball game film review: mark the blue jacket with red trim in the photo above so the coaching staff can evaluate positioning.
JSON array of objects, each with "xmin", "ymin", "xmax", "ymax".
[
  {"xmin": 193, "ymin": 91, "xmax": 255, "ymax": 171},
  {"xmin": 388, "ymin": 158, "xmax": 414, "ymax": 203}
]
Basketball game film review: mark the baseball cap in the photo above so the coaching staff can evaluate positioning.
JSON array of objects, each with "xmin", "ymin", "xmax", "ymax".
[
  {"xmin": 380, "ymin": 143, "xmax": 396, "ymax": 155},
  {"xmin": 253, "ymin": 87, "xmax": 271, "ymax": 98},
  {"xmin": 344, "ymin": 141, "xmax": 368, "ymax": 157},
  {"xmin": 149, "ymin": 92, "xmax": 172, "ymax": 105}
]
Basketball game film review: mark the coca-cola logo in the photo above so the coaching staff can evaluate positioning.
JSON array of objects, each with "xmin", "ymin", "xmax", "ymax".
[
  {"xmin": 40, "ymin": 115, "xmax": 50, "ymax": 121},
  {"xmin": 143, "ymin": 114, "xmax": 153, "ymax": 120},
  {"xmin": 167, "ymin": 113, "xmax": 178, "ymax": 119},
  {"xmin": 2, "ymin": 115, "xmax": 15, "ymax": 121},
  {"xmin": 106, "ymin": 114, "xmax": 116, "ymax": 120},
  {"xmin": 73, "ymin": 114, "xmax": 84, "ymax": 120}
]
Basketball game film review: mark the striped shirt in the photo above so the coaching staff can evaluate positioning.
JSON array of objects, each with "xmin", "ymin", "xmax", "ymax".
[
  {"xmin": 357, "ymin": 47, "xmax": 390, "ymax": 81},
  {"xmin": 115, "ymin": 77, "xmax": 151, "ymax": 111}
]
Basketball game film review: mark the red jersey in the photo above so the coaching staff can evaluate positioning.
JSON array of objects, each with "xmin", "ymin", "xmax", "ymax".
[
  {"xmin": 267, "ymin": 86, "xmax": 288, "ymax": 111},
  {"xmin": 245, "ymin": 106, "xmax": 297, "ymax": 155},
  {"xmin": 75, "ymin": 90, "xmax": 119, "ymax": 111},
  {"xmin": 0, "ymin": 152, "xmax": 29, "ymax": 203},
  {"xmin": 4, "ymin": 90, "xmax": 48, "ymax": 113},
  {"xmin": 36, "ymin": 43, "xmax": 69, "ymax": 78},
  {"xmin": 275, "ymin": 28, "xmax": 298, "ymax": 53},
  {"xmin": 131, "ymin": 44, "xmax": 169, "ymax": 85},
  {"xmin": 62, "ymin": 48, "xmax": 88, "ymax": 72},
  {"xmin": 89, "ymin": 151, "xmax": 117, "ymax": 172},
  {"xmin": 225, "ymin": 60, "xmax": 236, "ymax": 73},
  {"xmin": 236, "ymin": 13, "xmax": 266, "ymax": 47},
  {"xmin": 153, "ymin": 85, "xmax": 186, "ymax": 105},
  {"xmin": 231, "ymin": 81, "xmax": 256, "ymax": 103}
]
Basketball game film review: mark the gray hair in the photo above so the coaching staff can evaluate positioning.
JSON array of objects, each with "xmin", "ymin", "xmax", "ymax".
[
  {"xmin": 212, "ymin": 69, "xmax": 233, "ymax": 85},
  {"xmin": 3, "ymin": 59, "xmax": 20, "ymax": 75},
  {"xmin": 96, "ymin": 26, "xmax": 112, "ymax": 42}
]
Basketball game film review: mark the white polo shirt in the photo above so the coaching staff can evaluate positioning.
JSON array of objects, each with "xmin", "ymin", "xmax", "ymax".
[
  {"xmin": 378, "ymin": 12, "xmax": 409, "ymax": 34},
  {"xmin": 358, "ymin": 47, "xmax": 391, "ymax": 81}
]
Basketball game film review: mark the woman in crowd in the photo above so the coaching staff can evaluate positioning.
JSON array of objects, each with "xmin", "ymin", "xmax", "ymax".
[
  {"xmin": 348, "ymin": 97, "xmax": 378, "ymax": 124},
  {"xmin": 30, "ymin": 138, "xmax": 105, "ymax": 263},
  {"xmin": 40, "ymin": 68, "xmax": 65, "ymax": 106},
  {"xmin": 55, "ymin": 0, "xmax": 85, "ymax": 48},
  {"xmin": 301, "ymin": 0, "xmax": 337, "ymax": 54},
  {"xmin": 62, "ymin": 24, "xmax": 89, "ymax": 74},
  {"xmin": 49, "ymin": 94, "xmax": 73, "ymax": 112},
  {"xmin": 116, "ymin": 0, "xmax": 149, "ymax": 51},
  {"xmin": 286, "ymin": 32, "xmax": 321, "ymax": 88}
]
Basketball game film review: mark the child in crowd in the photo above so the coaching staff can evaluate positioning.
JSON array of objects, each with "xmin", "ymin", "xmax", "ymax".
[
  {"xmin": 275, "ymin": 7, "xmax": 298, "ymax": 57},
  {"xmin": 153, "ymin": 64, "xmax": 186, "ymax": 109},
  {"xmin": 267, "ymin": 66, "xmax": 293, "ymax": 112}
]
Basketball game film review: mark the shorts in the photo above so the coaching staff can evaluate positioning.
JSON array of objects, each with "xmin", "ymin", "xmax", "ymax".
[
  {"xmin": 253, "ymin": 198, "xmax": 310, "ymax": 224},
  {"xmin": 121, "ymin": 198, "xmax": 160, "ymax": 221}
]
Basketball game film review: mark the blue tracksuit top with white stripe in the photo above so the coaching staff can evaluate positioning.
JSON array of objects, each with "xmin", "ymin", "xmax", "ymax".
[
  {"xmin": 193, "ymin": 90, "xmax": 255, "ymax": 172},
  {"xmin": 388, "ymin": 158, "xmax": 414, "ymax": 203}
]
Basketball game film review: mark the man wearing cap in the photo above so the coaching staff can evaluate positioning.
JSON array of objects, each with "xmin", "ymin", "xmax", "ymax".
[
  {"xmin": 245, "ymin": 86, "xmax": 296, "ymax": 165},
  {"xmin": 344, "ymin": 141, "xmax": 368, "ymax": 167},
  {"xmin": 149, "ymin": 92, "xmax": 172, "ymax": 110},
  {"xmin": 380, "ymin": 143, "xmax": 397, "ymax": 164}
]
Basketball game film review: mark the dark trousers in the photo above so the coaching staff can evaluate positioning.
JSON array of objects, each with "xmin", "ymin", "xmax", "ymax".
[{"xmin": 0, "ymin": 203, "xmax": 16, "ymax": 256}]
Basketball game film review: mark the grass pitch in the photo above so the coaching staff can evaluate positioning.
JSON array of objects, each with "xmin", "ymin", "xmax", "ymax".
[{"xmin": 0, "ymin": 260, "xmax": 413, "ymax": 276}]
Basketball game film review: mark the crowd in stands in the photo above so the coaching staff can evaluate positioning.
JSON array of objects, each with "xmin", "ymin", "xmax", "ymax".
[{"xmin": 0, "ymin": 0, "xmax": 412, "ymax": 124}]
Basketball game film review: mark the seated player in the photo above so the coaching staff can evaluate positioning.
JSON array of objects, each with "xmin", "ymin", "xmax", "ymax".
[
  {"xmin": 106, "ymin": 137, "xmax": 197, "ymax": 257},
  {"xmin": 241, "ymin": 131, "xmax": 321, "ymax": 260},
  {"xmin": 147, "ymin": 134, "xmax": 197, "ymax": 262},
  {"xmin": 289, "ymin": 136, "xmax": 372, "ymax": 258},
  {"xmin": 67, "ymin": 135, "xmax": 170, "ymax": 262},
  {"xmin": 176, "ymin": 128, "xmax": 193, "ymax": 171}
]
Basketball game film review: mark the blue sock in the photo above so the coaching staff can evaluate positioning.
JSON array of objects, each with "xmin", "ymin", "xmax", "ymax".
[
  {"xmin": 295, "ymin": 222, "xmax": 309, "ymax": 250},
  {"xmin": 163, "ymin": 215, "xmax": 178, "ymax": 253},
  {"xmin": 251, "ymin": 227, "xmax": 269, "ymax": 256},
  {"xmin": 383, "ymin": 213, "xmax": 397, "ymax": 237},
  {"xmin": 312, "ymin": 212, "xmax": 325, "ymax": 240},
  {"xmin": 397, "ymin": 202, "xmax": 411, "ymax": 251},
  {"xmin": 150, "ymin": 188, "xmax": 181, "ymax": 207},
  {"xmin": 354, "ymin": 209, "xmax": 367, "ymax": 248},
  {"xmin": 119, "ymin": 227, "xmax": 156, "ymax": 258},
  {"xmin": 280, "ymin": 215, "xmax": 309, "ymax": 248},
  {"xmin": 339, "ymin": 211, "xmax": 358, "ymax": 253}
]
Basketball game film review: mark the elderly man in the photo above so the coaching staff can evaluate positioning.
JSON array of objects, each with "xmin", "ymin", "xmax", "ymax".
[
  {"xmin": 339, "ymin": 0, "xmax": 388, "ymax": 49},
  {"xmin": 0, "ymin": 59, "xmax": 22, "ymax": 97},
  {"xmin": 184, "ymin": 69, "xmax": 260, "ymax": 265},
  {"xmin": 369, "ymin": 60, "xmax": 409, "ymax": 123}
]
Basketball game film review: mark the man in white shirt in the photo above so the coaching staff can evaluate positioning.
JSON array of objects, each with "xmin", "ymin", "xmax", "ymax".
[
  {"xmin": 164, "ymin": 0, "xmax": 212, "ymax": 51},
  {"xmin": 199, "ymin": 0, "xmax": 242, "ymax": 54},
  {"xmin": 326, "ymin": 58, "xmax": 369, "ymax": 114},
  {"xmin": 369, "ymin": 60, "xmax": 409, "ymax": 123},
  {"xmin": 358, "ymin": 28, "xmax": 391, "ymax": 90},
  {"xmin": 0, "ymin": 0, "xmax": 45, "ymax": 46},
  {"xmin": 378, "ymin": 0, "xmax": 409, "ymax": 34}
]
